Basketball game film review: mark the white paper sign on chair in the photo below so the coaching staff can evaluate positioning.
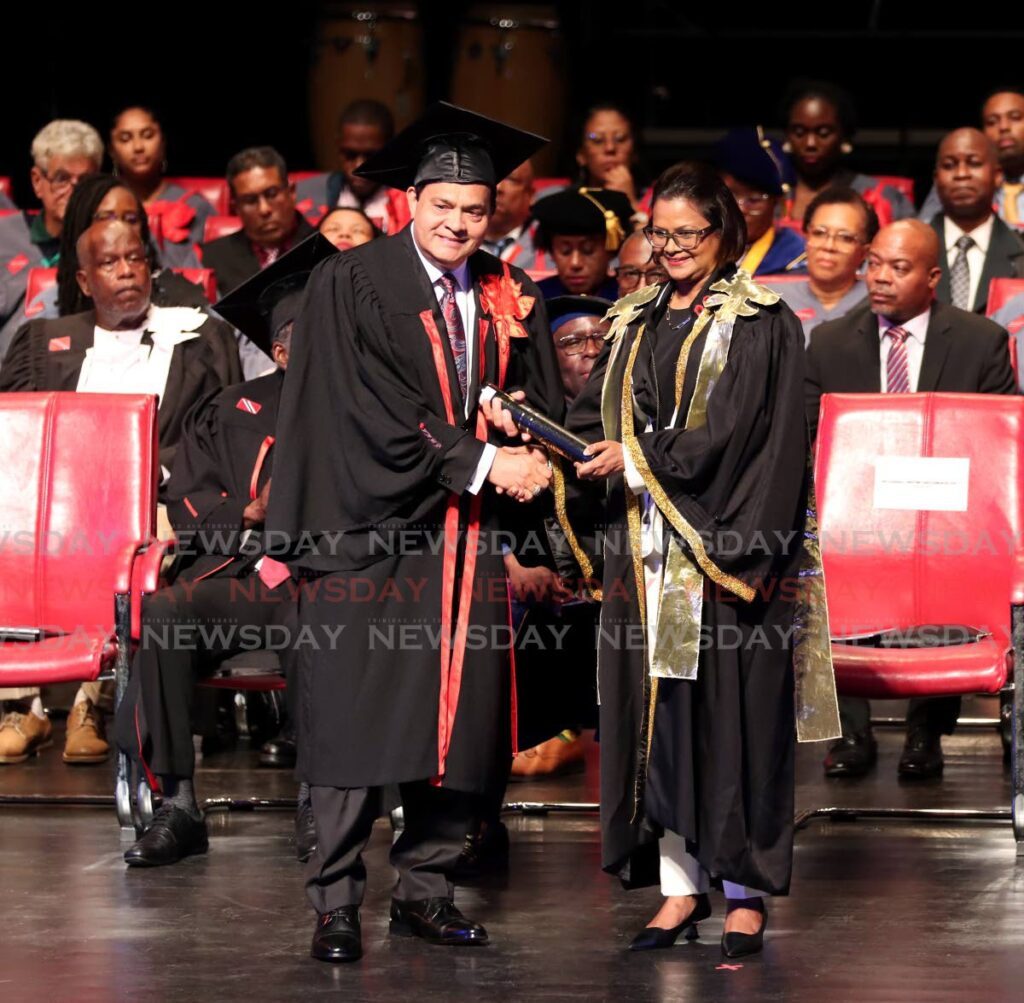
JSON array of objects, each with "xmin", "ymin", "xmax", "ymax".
[{"xmin": 872, "ymin": 456, "xmax": 970, "ymax": 512}]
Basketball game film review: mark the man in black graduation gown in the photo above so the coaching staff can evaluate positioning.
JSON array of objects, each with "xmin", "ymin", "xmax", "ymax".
[
  {"xmin": 115, "ymin": 235, "xmax": 338, "ymax": 867},
  {"xmin": 266, "ymin": 103, "xmax": 563, "ymax": 963}
]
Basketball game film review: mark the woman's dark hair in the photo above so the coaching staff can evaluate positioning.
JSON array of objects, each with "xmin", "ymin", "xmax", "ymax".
[
  {"xmin": 319, "ymin": 205, "xmax": 381, "ymax": 240},
  {"xmin": 650, "ymin": 161, "xmax": 747, "ymax": 267},
  {"xmin": 57, "ymin": 173, "xmax": 155, "ymax": 316},
  {"xmin": 780, "ymin": 79, "xmax": 858, "ymax": 138},
  {"xmin": 110, "ymin": 103, "xmax": 161, "ymax": 133},
  {"xmin": 572, "ymin": 101, "xmax": 643, "ymax": 185},
  {"xmin": 802, "ymin": 185, "xmax": 879, "ymax": 242}
]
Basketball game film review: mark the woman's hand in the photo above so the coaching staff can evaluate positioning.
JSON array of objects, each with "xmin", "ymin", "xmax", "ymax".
[
  {"xmin": 575, "ymin": 440, "xmax": 625, "ymax": 480},
  {"xmin": 602, "ymin": 164, "xmax": 639, "ymax": 208}
]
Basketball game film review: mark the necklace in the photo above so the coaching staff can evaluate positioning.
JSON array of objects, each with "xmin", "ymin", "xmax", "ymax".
[{"xmin": 666, "ymin": 306, "xmax": 695, "ymax": 332}]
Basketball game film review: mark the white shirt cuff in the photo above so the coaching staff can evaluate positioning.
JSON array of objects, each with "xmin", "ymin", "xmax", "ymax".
[
  {"xmin": 160, "ymin": 464, "xmax": 171, "ymax": 485},
  {"xmin": 622, "ymin": 443, "xmax": 647, "ymax": 494},
  {"xmin": 467, "ymin": 443, "xmax": 497, "ymax": 495}
]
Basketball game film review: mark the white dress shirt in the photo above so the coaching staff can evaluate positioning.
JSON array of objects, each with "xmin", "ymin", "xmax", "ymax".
[
  {"xmin": 877, "ymin": 307, "xmax": 931, "ymax": 391},
  {"xmin": 944, "ymin": 214, "xmax": 993, "ymax": 311},
  {"xmin": 336, "ymin": 185, "xmax": 395, "ymax": 233},
  {"xmin": 410, "ymin": 232, "xmax": 496, "ymax": 493}
]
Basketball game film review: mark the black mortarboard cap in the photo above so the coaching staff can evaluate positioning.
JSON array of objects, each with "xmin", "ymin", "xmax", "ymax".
[
  {"xmin": 547, "ymin": 294, "xmax": 614, "ymax": 333},
  {"xmin": 213, "ymin": 232, "xmax": 338, "ymax": 358},
  {"xmin": 713, "ymin": 126, "xmax": 794, "ymax": 196},
  {"xmin": 532, "ymin": 187, "xmax": 634, "ymax": 252},
  {"xmin": 354, "ymin": 101, "xmax": 547, "ymax": 191}
]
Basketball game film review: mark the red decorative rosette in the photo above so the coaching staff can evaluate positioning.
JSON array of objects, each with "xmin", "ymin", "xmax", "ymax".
[{"xmin": 479, "ymin": 267, "xmax": 534, "ymax": 344}]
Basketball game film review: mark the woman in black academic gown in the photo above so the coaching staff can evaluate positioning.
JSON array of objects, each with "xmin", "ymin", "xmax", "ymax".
[{"xmin": 559, "ymin": 161, "xmax": 838, "ymax": 957}]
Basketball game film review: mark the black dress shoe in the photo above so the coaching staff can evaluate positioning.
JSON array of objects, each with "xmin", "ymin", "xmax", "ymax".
[
  {"xmin": 721, "ymin": 898, "xmax": 767, "ymax": 958},
  {"xmin": 823, "ymin": 731, "xmax": 877, "ymax": 778},
  {"xmin": 453, "ymin": 819, "xmax": 509, "ymax": 881},
  {"xmin": 295, "ymin": 796, "xmax": 317, "ymax": 863},
  {"xmin": 389, "ymin": 898, "xmax": 489, "ymax": 946},
  {"xmin": 124, "ymin": 805, "xmax": 209, "ymax": 867},
  {"xmin": 259, "ymin": 734, "xmax": 297, "ymax": 769},
  {"xmin": 311, "ymin": 906, "xmax": 362, "ymax": 963},
  {"xmin": 898, "ymin": 729, "xmax": 944, "ymax": 778},
  {"xmin": 629, "ymin": 893, "xmax": 711, "ymax": 951}
]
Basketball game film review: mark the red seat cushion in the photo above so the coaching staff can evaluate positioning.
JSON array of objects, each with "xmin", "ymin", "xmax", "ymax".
[{"xmin": 0, "ymin": 630, "xmax": 116, "ymax": 685}]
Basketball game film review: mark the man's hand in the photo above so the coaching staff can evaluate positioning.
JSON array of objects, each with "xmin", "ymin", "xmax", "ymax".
[
  {"xmin": 575, "ymin": 440, "xmax": 625, "ymax": 480},
  {"xmin": 488, "ymin": 446, "xmax": 551, "ymax": 502},
  {"xmin": 480, "ymin": 389, "xmax": 532, "ymax": 441},
  {"xmin": 504, "ymin": 551, "xmax": 575, "ymax": 605},
  {"xmin": 242, "ymin": 477, "xmax": 271, "ymax": 529}
]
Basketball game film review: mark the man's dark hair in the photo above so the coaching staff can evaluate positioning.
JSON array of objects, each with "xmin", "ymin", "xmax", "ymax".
[
  {"xmin": 802, "ymin": 185, "xmax": 879, "ymax": 242},
  {"xmin": 57, "ymin": 172, "xmax": 155, "ymax": 316},
  {"xmin": 650, "ymin": 161, "xmax": 747, "ymax": 267},
  {"xmin": 780, "ymin": 79, "xmax": 858, "ymax": 138},
  {"xmin": 338, "ymin": 99, "xmax": 395, "ymax": 140},
  {"xmin": 226, "ymin": 146, "xmax": 289, "ymax": 191},
  {"xmin": 982, "ymin": 84, "xmax": 1024, "ymax": 108},
  {"xmin": 413, "ymin": 181, "xmax": 496, "ymax": 215}
]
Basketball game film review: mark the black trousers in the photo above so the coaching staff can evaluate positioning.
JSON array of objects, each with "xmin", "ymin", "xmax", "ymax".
[
  {"xmin": 120, "ymin": 573, "xmax": 297, "ymax": 778},
  {"xmin": 839, "ymin": 695, "xmax": 962, "ymax": 737},
  {"xmin": 306, "ymin": 781, "xmax": 474, "ymax": 912}
]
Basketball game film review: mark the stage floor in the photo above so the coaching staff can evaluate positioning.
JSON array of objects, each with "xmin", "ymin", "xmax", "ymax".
[{"xmin": 1, "ymin": 706, "xmax": 1021, "ymax": 1002}]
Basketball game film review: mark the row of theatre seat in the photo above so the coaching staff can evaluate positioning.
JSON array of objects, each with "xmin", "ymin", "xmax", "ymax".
[{"xmin": 0, "ymin": 389, "xmax": 1022, "ymax": 848}]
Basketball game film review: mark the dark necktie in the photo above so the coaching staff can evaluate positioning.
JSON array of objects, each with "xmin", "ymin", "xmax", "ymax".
[
  {"xmin": 885, "ymin": 326, "xmax": 911, "ymax": 393},
  {"xmin": 439, "ymin": 272, "xmax": 467, "ymax": 398},
  {"xmin": 949, "ymin": 234, "xmax": 974, "ymax": 310}
]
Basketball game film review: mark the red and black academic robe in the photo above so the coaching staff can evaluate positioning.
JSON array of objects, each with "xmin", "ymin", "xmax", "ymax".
[{"xmin": 266, "ymin": 226, "xmax": 563, "ymax": 794}]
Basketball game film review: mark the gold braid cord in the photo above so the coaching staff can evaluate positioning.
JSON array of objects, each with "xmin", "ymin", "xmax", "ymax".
[{"xmin": 550, "ymin": 457, "xmax": 603, "ymax": 601}]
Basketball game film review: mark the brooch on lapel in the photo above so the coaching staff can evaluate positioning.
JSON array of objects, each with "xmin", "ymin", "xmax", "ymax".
[
  {"xmin": 236, "ymin": 398, "xmax": 262, "ymax": 415},
  {"xmin": 48, "ymin": 336, "xmax": 71, "ymax": 352}
]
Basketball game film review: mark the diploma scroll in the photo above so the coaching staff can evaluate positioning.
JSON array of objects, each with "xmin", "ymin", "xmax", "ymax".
[{"xmin": 479, "ymin": 384, "xmax": 592, "ymax": 464}]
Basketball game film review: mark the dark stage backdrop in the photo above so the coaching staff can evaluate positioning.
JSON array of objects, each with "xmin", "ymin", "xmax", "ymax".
[{"xmin": 2, "ymin": 2, "xmax": 1024, "ymax": 210}]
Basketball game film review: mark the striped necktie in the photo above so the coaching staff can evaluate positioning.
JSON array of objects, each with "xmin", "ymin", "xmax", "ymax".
[
  {"xmin": 439, "ymin": 272, "xmax": 467, "ymax": 398},
  {"xmin": 885, "ymin": 326, "xmax": 911, "ymax": 393},
  {"xmin": 949, "ymin": 234, "xmax": 974, "ymax": 310}
]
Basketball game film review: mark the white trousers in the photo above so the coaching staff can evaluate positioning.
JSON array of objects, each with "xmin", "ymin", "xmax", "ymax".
[{"xmin": 660, "ymin": 828, "xmax": 766, "ymax": 900}]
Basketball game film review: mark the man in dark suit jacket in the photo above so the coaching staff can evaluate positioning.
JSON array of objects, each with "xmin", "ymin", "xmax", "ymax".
[
  {"xmin": 929, "ymin": 128, "xmax": 1024, "ymax": 314},
  {"xmin": 0, "ymin": 220, "xmax": 241, "ymax": 477},
  {"xmin": 807, "ymin": 219, "xmax": 1016, "ymax": 780},
  {"xmin": 200, "ymin": 146, "xmax": 315, "ymax": 298}
]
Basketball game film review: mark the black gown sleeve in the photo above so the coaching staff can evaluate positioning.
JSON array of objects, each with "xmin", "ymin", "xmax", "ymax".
[
  {"xmin": 633, "ymin": 305, "xmax": 808, "ymax": 589},
  {"xmin": 0, "ymin": 321, "xmax": 40, "ymax": 390}
]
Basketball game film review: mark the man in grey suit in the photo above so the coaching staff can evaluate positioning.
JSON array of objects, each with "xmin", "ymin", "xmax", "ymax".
[
  {"xmin": 929, "ymin": 128, "xmax": 1024, "ymax": 315},
  {"xmin": 806, "ymin": 219, "xmax": 1017, "ymax": 779}
]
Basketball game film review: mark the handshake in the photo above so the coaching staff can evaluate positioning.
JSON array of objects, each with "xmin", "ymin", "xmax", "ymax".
[{"xmin": 479, "ymin": 388, "xmax": 553, "ymax": 504}]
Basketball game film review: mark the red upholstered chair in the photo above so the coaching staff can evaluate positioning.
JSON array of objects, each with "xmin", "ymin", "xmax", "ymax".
[
  {"xmin": 987, "ymin": 278, "xmax": 1024, "ymax": 329},
  {"xmin": 202, "ymin": 215, "xmax": 242, "ymax": 243},
  {"xmin": 24, "ymin": 267, "xmax": 57, "ymax": 319},
  {"xmin": 172, "ymin": 267, "xmax": 217, "ymax": 303},
  {"xmin": 776, "ymin": 217, "xmax": 805, "ymax": 233},
  {"xmin": 873, "ymin": 175, "xmax": 915, "ymax": 203},
  {"xmin": 0, "ymin": 176, "xmax": 12, "ymax": 201},
  {"xmin": 164, "ymin": 176, "xmax": 230, "ymax": 215},
  {"xmin": 810, "ymin": 392, "xmax": 1024, "ymax": 846},
  {"xmin": 0, "ymin": 393, "xmax": 164, "ymax": 833},
  {"xmin": 533, "ymin": 177, "xmax": 569, "ymax": 198}
]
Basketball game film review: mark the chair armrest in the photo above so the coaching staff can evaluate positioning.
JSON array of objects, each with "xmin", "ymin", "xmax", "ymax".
[
  {"xmin": 1013, "ymin": 552, "xmax": 1024, "ymax": 607},
  {"xmin": 112, "ymin": 542, "xmax": 148, "ymax": 593},
  {"xmin": 131, "ymin": 538, "xmax": 176, "ymax": 595}
]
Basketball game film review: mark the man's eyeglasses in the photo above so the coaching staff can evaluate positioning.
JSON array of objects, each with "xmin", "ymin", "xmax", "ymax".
[
  {"xmin": 805, "ymin": 225, "xmax": 864, "ymax": 250},
  {"xmin": 643, "ymin": 224, "xmax": 718, "ymax": 251},
  {"xmin": 732, "ymin": 192, "xmax": 773, "ymax": 213},
  {"xmin": 615, "ymin": 265, "xmax": 669, "ymax": 290},
  {"xmin": 39, "ymin": 168, "xmax": 87, "ymax": 194},
  {"xmin": 556, "ymin": 331, "xmax": 605, "ymax": 356},
  {"xmin": 235, "ymin": 186, "xmax": 289, "ymax": 209}
]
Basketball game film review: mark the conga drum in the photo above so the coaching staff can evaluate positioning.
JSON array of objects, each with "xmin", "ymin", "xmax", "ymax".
[
  {"xmin": 308, "ymin": 3, "xmax": 425, "ymax": 172},
  {"xmin": 451, "ymin": 5, "xmax": 565, "ymax": 177}
]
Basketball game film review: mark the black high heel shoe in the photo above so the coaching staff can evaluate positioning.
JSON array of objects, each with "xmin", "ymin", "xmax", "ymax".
[
  {"xmin": 721, "ymin": 897, "xmax": 767, "ymax": 958},
  {"xmin": 629, "ymin": 893, "xmax": 711, "ymax": 951}
]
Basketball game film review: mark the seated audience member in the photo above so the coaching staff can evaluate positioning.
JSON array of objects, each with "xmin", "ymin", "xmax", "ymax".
[
  {"xmin": 200, "ymin": 146, "xmax": 315, "ymax": 298},
  {"xmin": 0, "ymin": 220, "xmax": 240, "ymax": 769},
  {"xmin": 108, "ymin": 105, "xmax": 215, "ymax": 268},
  {"xmin": 116, "ymin": 239, "xmax": 336, "ymax": 868},
  {"xmin": 763, "ymin": 186, "xmax": 874, "ymax": 344},
  {"xmin": 919, "ymin": 88, "xmax": 1024, "ymax": 224},
  {"xmin": 781, "ymin": 79, "xmax": 914, "ymax": 226},
  {"xmin": 715, "ymin": 126, "xmax": 806, "ymax": 275},
  {"xmin": 8, "ymin": 173, "xmax": 210, "ymax": 337},
  {"xmin": 531, "ymin": 187, "xmax": 632, "ymax": 298},
  {"xmin": 928, "ymin": 128, "xmax": 1024, "ymax": 314},
  {"xmin": 481, "ymin": 160, "xmax": 541, "ymax": 267},
  {"xmin": 614, "ymin": 229, "xmax": 667, "ymax": 298},
  {"xmin": 575, "ymin": 103, "xmax": 650, "ymax": 213},
  {"xmin": 806, "ymin": 219, "xmax": 1016, "ymax": 781},
  {"xmin": 0, "ymin": 120, "xmax": 103, "ymax": 352},
  {"xmin": 295, "ymin": 98, "xmax": 410, "ymax": 234},
  {"xmin": 318, "ymin": 206, "xmax": 378, "ymax": 250}
]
